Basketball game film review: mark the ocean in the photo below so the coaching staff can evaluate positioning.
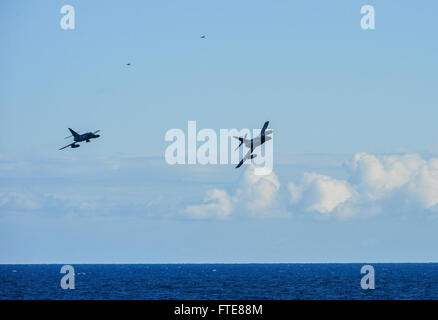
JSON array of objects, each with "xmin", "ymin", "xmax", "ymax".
[{"xmin": 0, "ymin": 264, "xmax": 437, "ymax": 300}]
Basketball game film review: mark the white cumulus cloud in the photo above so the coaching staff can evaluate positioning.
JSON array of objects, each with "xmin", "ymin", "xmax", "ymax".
[
  {"xmin": 234, "ymin": 165, "xmax": 282, "ymax": 217},
  {"xmin": 288, "ymin": 173, "xmax": 353, "ymax": 215},
  {"xmin": 184, "ymin": 165, "xmax": 283, "ymax": 219},
  {"xmin": 405, "ymin": 158, "xmax": 438, "ymax": 209},
  {"xmin": 346, "ymin": 153, "xmax": 423, "ymax": 200},
  {"xmin": 288, "ymin": 153, "xmax": 438, "ymax": 219},
  {"xmin": 184, "ymin": 189, "xmax": 232, "ymax": 220}
]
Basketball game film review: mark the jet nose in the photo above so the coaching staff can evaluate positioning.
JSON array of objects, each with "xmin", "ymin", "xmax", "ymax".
[{"xmin": 95, "ymin": 134, "xmax": 100, "ymax": 138}]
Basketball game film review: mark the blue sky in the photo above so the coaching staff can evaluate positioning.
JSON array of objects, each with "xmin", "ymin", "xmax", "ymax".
[{"xmin": 1, "ymin": 0, "xmax": 438, "ymax": 263}]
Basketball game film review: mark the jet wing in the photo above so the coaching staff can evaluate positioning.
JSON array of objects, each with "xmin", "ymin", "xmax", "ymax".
[
  {"xmin": 236, "ymin": 149, "xmax": 252, "ymax": 168},
  {"xmin": 59, "ymin": 143, "xmax": 75, "ymax": 150},
  {"xmin": 261, "ymin": 121, "xmax": 269, "ymax": 136}
]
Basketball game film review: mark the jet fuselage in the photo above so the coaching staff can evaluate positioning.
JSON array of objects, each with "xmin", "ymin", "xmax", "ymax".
[
  {"xmin": 242, "ymin": 133, "xmax": 272, "ymax": 151},
  {"xmin": 74, "ymin": 132, "xmax": 100, "ymax": 142}
]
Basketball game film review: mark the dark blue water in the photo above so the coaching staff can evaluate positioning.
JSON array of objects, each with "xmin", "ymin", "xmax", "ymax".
[{"xmin": 0, "ymin": 264, "xmax": 437, "ymax": 299}]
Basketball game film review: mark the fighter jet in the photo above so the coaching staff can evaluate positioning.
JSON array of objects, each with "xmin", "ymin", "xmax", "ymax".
[
  {"xmin": 59, "ymin": 128, "xmax": 100, "ymax": 150},
  {"xmin": 234, "ymin": 121, "xmax": 272, "ymax": 168}
]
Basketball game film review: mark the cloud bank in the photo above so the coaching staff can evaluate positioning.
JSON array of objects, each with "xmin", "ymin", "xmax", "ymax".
[
  {"xmin": 289, "ymin": 153, "xmax": 438, "ymax": 219},
  {"xmin": 3, "ymin": 153, "xmax": 438, "ymax": 221},
  {"xmin": 185, "ymin": 153, "xmax": 438, "ymax": 220}
]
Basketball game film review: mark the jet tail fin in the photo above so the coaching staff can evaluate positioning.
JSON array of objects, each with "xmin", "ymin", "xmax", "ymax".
[
  {"xmin": 68, "ymin": 128, "xmax": 79, "ymax": 138},
  {"xmin": 233, "ymin": 134, "xmax": 248, "ymax": 151}
]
